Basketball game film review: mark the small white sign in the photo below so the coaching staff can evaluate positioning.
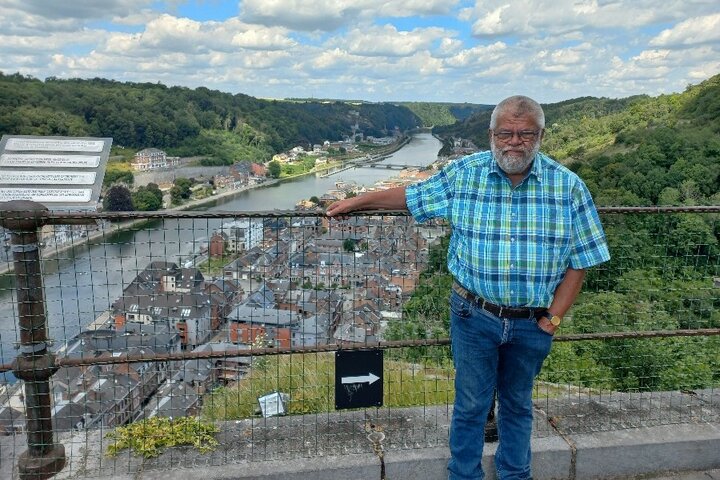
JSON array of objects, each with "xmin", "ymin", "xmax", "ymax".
[
  {"xmin": 0, "ymin": 188, "xmax": 93, "ymax": 203},
  {"xmin": 0, "ymin": 171, "xmax": 96, "ymax": 185},
  {"xmin": 0, "ymin": 154, "xmax": 101, "ymax": 168},
  {"xmin": 5, "ymin": 138, "xmax": 105, "ymax": 153},
  {"xmin": 258, "ymin": 392, "xmax": 289, "ymax": 418}
]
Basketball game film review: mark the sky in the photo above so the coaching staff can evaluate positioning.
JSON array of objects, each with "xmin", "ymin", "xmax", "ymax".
[{"xmin": 1, "ymin": 0, "xmax": 719, "ymax": 104}]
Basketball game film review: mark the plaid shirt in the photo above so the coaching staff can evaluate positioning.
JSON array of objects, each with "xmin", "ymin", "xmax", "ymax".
[{"xmin": 405, "ymin": 150, "xmax": 610, "ymax": 308}]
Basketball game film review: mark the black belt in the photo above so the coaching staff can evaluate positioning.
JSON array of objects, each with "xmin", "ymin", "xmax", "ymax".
[{"xmin": 452, "ymin": 281, "xmax": 546, "ymax": 319}]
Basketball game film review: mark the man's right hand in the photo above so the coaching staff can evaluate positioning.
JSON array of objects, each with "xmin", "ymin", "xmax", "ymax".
[
  {"xmin": 325, "ymin": 199, "xmax": 355, "ymax": 218},
  {"xmin": 325, "ymin": 186, "xmax": 408, "ymax": 218}
]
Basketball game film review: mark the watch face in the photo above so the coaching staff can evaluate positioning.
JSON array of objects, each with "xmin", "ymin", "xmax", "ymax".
[{"xmin": 550, "ymin": 315, "xmax": 562, "ymax": 326}]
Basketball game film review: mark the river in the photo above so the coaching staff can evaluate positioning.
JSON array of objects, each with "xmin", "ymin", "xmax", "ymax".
[{"xmin": 0, "ymin": 133, "xmax": 442, "ymax": 376}]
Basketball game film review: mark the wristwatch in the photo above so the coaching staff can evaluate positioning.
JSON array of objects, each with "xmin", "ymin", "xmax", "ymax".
[{"xmin": 542, "ymin": 311, "xmax": 562, "ymax": 327}]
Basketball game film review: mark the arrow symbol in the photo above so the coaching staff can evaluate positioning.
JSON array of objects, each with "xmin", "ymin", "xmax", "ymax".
[{"xmin": 341, "ymin": 373, "xmax": 380, "ymax": 385}]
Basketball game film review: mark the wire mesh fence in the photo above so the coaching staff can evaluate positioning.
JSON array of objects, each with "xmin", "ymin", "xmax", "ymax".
[{"xmin": 0, "ymin": 208, "xmax": 718, "ymax": 478}]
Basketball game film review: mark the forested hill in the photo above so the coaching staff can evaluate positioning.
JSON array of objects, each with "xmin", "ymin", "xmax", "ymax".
[
  {"xmin": 0, "ymin": 72, "xmax": 421, "ymax": 162},
  {"xmin": 399, "ymin": 102, "xmax": 493, "ymax": 127},
  {"xmin": 434, "ymin": 73, "xmax": 720, "ymax": 206}
]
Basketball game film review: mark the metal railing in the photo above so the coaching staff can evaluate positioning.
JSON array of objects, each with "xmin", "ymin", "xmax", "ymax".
[{"xmin": 0, "ymin": 203, "xmax": 718, "ymax": 479}]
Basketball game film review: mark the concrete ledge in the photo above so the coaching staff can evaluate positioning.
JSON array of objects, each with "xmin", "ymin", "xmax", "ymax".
[
  {"xmin": 3, "ymin": 392, "xmax": 719, "ymax": 479},
  {"xmin": 111, "ymin": 422, "xmax": 720, "ymax": 480},
  {"xmin": 572, "ymin": 423, "xmax": 720, "ymax": 479},
  {"xmin": 150, "ymin": 452, "xmax": 383, "ymax": 480}
]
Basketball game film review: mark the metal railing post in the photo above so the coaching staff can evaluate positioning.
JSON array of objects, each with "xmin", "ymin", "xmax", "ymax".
[{"xmin": 0, "ymin": 200, "xmax": 65, "ymax": 479}]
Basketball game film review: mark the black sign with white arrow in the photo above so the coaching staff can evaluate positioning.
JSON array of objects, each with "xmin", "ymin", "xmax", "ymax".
[{"xmin": 335, "ymin": 349, "xmax": 383, "ymax": 410}]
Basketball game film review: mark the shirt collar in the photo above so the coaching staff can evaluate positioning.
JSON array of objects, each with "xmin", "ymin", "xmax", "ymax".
[{"xmin": 488, "ymin": 152, "xmax": 544, "ymax": 183}]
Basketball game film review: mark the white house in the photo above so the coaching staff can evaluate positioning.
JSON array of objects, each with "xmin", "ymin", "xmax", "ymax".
[{"xmin": 221, "ymin": 219, "xmax": 264, "ymax": 253}]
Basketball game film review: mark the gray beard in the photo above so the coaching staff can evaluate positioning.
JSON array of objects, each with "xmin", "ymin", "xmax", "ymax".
[{"xmin": 491, "ymin": 141, "xmax": 540, "ymax": 174}]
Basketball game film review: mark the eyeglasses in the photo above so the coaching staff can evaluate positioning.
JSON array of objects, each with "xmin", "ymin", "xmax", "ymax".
[{"xmin": 492, "ymin": 130, "xmax": 540, "ymax": 142}]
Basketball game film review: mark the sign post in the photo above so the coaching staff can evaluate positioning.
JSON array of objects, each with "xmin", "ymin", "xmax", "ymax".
[{"xmin": 0, "ymin": 135, "xmax": 112, "ymax": 478}]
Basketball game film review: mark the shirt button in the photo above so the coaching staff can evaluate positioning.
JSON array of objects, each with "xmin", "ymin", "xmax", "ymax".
[
  {"xmin": 510, "ymin": 264, "xmax": 515, "ymax": 268},
  {"xmin": 511, "ymin": 237, "xmax": 515, "ymax": 242}
]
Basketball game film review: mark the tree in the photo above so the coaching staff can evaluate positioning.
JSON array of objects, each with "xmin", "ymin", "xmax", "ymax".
[
  {"xmin": 146, "ymin": 183, "xmax": 164, "ymax": 204},
  {"xmin": 173, "ymin": 177, "xmax": 193, "ymax": 199},
  {"xmin": 309, "ymin": 196, "xmax": 320, "ymax": 205},
  {"xmin": 342, "ymin": 238, "xmax": 356, "ymax": 252},
  {"xmin": 132, "ymin": 186, "xmax": 163, "ymax": 211},
  {"xmin": 103, "ymin": 164, "xmax": 134, "ymax": 187},
  {"xmin": 268, "ymin": 160, "xmax": 281, "ymax": 178},
  {"xmin": 103, "ymin": 185, "xmax": 134, "ymax": 211}
]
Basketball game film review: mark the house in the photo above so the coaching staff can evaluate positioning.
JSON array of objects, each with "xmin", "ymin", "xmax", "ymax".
[
  {"xmin": 292, "ymin": 314, "xmax": 331, "ymax": 347},
  {"xmin": 250, "ymin": 163, "xmax": 267, "ymax": 178},
  {"xmin": 131, "ymin": 148, "xmax": 180, "ymax": 171},
  {"xmin": 50, "ymin": 323, "xmax": 182, "ymax": 430},
  {"xmin": 111, "ymin": 261, "xmax": 232, "ymax": 349},
  {"xmin": 209, "ymin": 231, "xmax": 227, "ymax": 257},
  {"xmin": 221, "ymin": 219, "xmax": 264, "ymax": 253}
]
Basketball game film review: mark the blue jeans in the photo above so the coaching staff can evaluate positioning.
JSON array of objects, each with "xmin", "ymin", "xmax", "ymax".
[{"xmin": 448, "ymin": 290, "xmax": 553, "ymax": 480}]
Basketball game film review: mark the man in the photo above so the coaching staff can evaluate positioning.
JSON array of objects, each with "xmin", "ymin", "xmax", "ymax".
[{"xmin": 326, "ymin": 95, "xmax": 610, "ymax": 479}]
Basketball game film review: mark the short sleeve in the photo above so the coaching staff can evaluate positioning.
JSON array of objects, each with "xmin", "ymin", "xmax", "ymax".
[
  {"xmin": 568, "ymin": 180, "xmax": 611, "ymax": 269},
  {"xmin": 405, "ymin": 163, "xmax": 458, "ymax": 223}
]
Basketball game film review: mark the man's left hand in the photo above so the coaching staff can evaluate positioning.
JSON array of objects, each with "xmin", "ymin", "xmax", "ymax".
[{"xmin": 538, "ymin": 317, "xmax": 558, "ymax": 335}]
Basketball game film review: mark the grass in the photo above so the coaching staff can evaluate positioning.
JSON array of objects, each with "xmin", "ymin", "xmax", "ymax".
[
  {"xmin": 201, "ymin": 350, "xmax": 590, "ymax": 421},
  {"xmin": 201, "ymin": 352, "xmax": 456, "ymax": 420}
]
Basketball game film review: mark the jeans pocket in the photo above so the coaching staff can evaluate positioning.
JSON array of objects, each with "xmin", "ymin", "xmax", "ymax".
[
  {"xmin": 450, "ymin": 291, "xmax": 472, "ymax": 319},
  {"xmin": 533, "ymin": 318, "xmax": 555, "ymax": 336}
]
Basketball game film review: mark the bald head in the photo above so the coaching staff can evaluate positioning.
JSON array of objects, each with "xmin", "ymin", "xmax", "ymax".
[{"xmin": 490, "ymin": 95, "xmax": 545, "ymax": 130}]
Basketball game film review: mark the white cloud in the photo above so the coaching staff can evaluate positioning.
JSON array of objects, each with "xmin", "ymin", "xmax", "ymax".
[
  {"xmin": 533, "ymin": 43, "xmax": 593, "ymax": 74},
  {"xmin": 687, "ymin": 61, "xmax": 720, "ymax": 80},
  {"xmin": 99, "ymin": 15, "xmax": 296, "ymax": 56},
  {"xmin": 465, "ymin": 0, "xmax": 719, "ymax": 37},
  {"xmin": 471, "ymin": 5, "xmax": 512, "ymax": 36},
  {"xmin": 330, "ymin": 25, "xmax": 448, "ymax": 57},
  {"xmin": 437, "ymin": 37, "xmax": 464, "ymax": 57},
  {"xmin": 232, "ymin": 28, "xmax": 296, "ymax": 51},
  {"xmin": 2, "ymin": 7, "xmax": 85, "ymax": 35},
  {"xmin": 0, "ymin": 0, "xmax": 717, "ymax": 103},
  {"xmin": 444, "ymin": 42, "xmax": 507, "ymax": 68},
  {"xmin": 241, "ymin": 0, "xmax": 457, "ymax": 31},
  {"xmin": 311, "ymin": 48, "xmax": 353, "ymax": 70},
  {"xmin": 4, "ymin": 0, "xmax": 153, "ymax": 20},
  {"xmin": 649, "ymin": 13, "xmax": 720, "ymax": 47}
]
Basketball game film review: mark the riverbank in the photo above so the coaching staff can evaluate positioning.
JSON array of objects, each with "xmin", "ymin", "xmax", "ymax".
[{"xmin": 0, "ymin": 135, "xmax": 416, "ymax": 276}]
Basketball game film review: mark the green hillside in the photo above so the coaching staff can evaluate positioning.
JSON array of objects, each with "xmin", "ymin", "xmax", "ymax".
[
  {"xmin": 0, "ymin": 72, "xmax": 421, "ymax": 164},
  {"xmin": 400, "ymin": 102, "xmax": 492, "ymax": 127}
]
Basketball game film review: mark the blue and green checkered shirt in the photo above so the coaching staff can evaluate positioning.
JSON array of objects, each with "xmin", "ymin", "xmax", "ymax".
[{"xmin": 405, "ymin": 150, "xmax": 610, "ymax": 308}]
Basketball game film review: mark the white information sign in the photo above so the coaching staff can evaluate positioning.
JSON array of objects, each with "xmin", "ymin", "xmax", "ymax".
[
  {"xmin": 0, "ymin": 135, "xmax": 111, "ymax": 211},
  {"xmin": 0, "ymin": 154, "xmax": 101, "ymax": 169},
  {"xmin": 0, "ymin": 188, "xmax": 93, "ymax": 203},
  {"xmin": 0, "ymin": 171, "xmax": 96, "ymax": 185},
  {"xmin": 5, "ymin": 138, "xmax": 104, "ymax": 153}
]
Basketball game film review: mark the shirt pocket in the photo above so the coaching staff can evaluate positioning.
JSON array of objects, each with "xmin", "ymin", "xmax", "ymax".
[{"xmin": 540, "ymin": 200, "xmax": 572, "ymax": 267}]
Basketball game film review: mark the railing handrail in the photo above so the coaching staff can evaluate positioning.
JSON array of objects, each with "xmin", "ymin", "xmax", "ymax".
[
  {"xmin": 1, "ymin": 205, "xmax": 719, "ymax": 225},
  {"xmin": 2, "ymin": 328, "xmax": 719, "ymax": 373}
]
